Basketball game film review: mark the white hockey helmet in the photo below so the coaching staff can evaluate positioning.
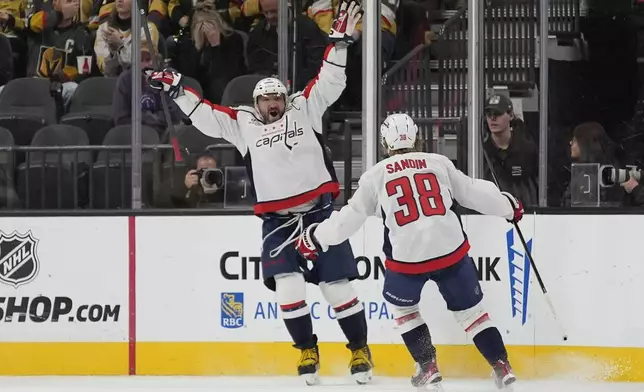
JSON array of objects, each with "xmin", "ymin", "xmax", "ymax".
[
  {"xmin": 253, "ymin": 77, "xmax": 287, "ymax": 104},
  {"xmin": 380, "ymin": 113, "xmax": 418, "ymax": 151}
]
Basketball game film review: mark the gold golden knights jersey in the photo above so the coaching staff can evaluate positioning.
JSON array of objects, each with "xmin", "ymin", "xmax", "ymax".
[
  {"xmin": 314, "ymin": 152, "xmax": 515, "ymax": 274},
  {"xmin": 172, "ymin": 44, "xmax": 346, "ymax": 215}
]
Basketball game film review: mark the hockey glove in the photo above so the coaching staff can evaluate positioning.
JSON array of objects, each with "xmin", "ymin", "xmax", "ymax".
[
  {"xmin": 149, "ymin": 70, "xmax": 183, "ymax": 99},
  {"xmin": 501, "ymin": 191, "xmax": 524, "ymax": 223},
  {"xmin": 328, "ymin": 1, "xmax": 363, "ymax": 48},
  {"xmin": 296, "ymin": 223, "xmax": 322, "ymax": 261}
]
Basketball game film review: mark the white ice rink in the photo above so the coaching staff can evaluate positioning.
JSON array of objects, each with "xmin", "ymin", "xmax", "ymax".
[{"xmin": 1, "ymin": 376, "xmax": 643, "ymax": 392}]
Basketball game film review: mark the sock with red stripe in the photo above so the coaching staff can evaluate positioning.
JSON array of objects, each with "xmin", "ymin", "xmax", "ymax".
[
  {"xmin": 281, "ymin": 300, "xmax": 315, "ymax": 348},
  {"xmin": 334, "ymin": 298, "xmax": 368, "ymax": 349},
  {"xmin": 472, "ymin": 327, "xmax": 509, "ymax": 365}
]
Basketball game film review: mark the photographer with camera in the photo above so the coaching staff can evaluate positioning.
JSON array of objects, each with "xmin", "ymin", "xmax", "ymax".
[{"xmin": 170, "ymin": 153, "xmax": 224, "ymax": 208}]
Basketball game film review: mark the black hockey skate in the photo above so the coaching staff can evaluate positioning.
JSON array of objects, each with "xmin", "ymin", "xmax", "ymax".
[
  {"xmin": 492, "ymin": 359, "xmax": 516, "ymax": 390},
  {"xmin": 347, "ymin": 343, "xmax": 374, "ymax": 385},
  {"xmin": 294, "ymin": 338, "xmax": 320, "ymax": 386},
  {"xmin": 411, "ymin": 359, "xmax": 443, "ymax": 391}
]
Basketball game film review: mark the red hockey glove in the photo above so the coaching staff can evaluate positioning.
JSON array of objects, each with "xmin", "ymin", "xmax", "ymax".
[
  {"xmin": 296, "ymin": 223, "xmax": 321, "ymax": 261},
  {"xmin": 149, "ymin": 69, "xmax": 183, "ymax": 99},
  {"xmin": 501, "ymin": 191, "xmax": 524, "ymax": 223},
  {"xmin": 328, "ymin": 1, "xmax": 363, "ymax": 47}
]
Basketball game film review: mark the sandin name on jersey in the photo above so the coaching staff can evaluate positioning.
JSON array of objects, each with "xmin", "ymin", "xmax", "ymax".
[{"xmin": 386, "ymin": 158, "xmax": 428, "ymax": 174}]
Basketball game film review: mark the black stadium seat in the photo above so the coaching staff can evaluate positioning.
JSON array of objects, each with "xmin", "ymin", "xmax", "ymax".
[
  {"xmin": 61, "ymin": 77, "xmax": 117, "ymax": 145},
  {"xmin": 17, "ymin": 124, "xmax": 91, "ymax": 209},
  {"xmin": 91, "ymin": 125, "xmax": 159, "ymax": 209},
  {"xmin": 0, "ymin": 78, "xmax": 57, "ymax": 146},
  {"xmin": 0, "ymin": 127, "xmax": 19, "ymax": 208},
  {"xmin": 220, "ymin": 74, "xmax": 265, "ymax": 107},
  {"xmin": 182, "ymin": 76, "xmax": 203, "ymax": 98}
]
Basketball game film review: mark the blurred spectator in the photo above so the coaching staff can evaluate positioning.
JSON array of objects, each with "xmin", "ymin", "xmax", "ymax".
[
  {"xmin": 0, "ymin": 34, "xmax": 13, "ymax": 92},
  {"xmin": 160, "ymin": 153, "xmax": 224, "ymax": 208},
  {"xmin": 26, "ymin": 0, "xmax": 94, "ymax": 106},
  {"xmin": 246, "ymin": 0, "xmax": 326, "ymax": 91},
  {"xmin": 94, "ymin": 0, "xmax": 160, "ymax": 76},
  {"xmin": 112, "ymin": 39, "xmax": 183, "ymax": 135},
  {"xmin": 168, "ymin": 0, "xmax": 246, "ymax": 33},
  {"xmin": 89, "ymin": 0, "xmax": 168, "ymax": 34},
  {"xmin": 170, "ymin": 1, "xmax": 246, "ymax": 104},
  {"xmin": 0, "ymin": 0, "xmax": 26, "ymax": 34},
  {"xmin": 307, "ymin": 0, "xmax": 398, "ymax": 64},
  {"xmin": 621, "ymin": 170, "xmax": 644, "ymax": 206},
  {"xmin": 563, "ymin": 121, "xmax": 624, "ymax": 207},
  {"xmin": 482, "ymin": 94, "xmax": 539, "ymax": 206}
]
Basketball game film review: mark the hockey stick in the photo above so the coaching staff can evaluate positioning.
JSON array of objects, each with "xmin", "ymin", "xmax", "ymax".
[
  {"xmin": 478, "ymin": 115, "xmax": 568, "ymax": 341},
  {"xmin": 137, "ymin": 5, "xmax": 183, "ymax": 162}
]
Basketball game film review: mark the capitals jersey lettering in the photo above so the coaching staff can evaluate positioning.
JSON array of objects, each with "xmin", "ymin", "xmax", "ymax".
[
  {"xmin": 173, "ymin": 45, "xmax": 345, "ymax": 215},
  {"xmin": 314, "ymin": 152, "xmax": 515, "ymax": 274}
]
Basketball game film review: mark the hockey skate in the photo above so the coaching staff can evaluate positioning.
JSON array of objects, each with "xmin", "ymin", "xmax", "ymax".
[
  {"xmin": 348, "ymin": 344, "xmax": 374, "ymax": 385},
  {"xmin": 411, "ymin": 359, "xmax": 443, "ymax": 391},
  {"xmin": 491, "ymin": 360, "xmax": 516, "ymax": 390},
  {"xmin": 295, "ymin": 344, "xmax": 320, "ymax": 386}
]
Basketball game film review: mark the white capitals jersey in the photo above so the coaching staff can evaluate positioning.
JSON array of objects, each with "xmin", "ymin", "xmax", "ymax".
[
  {"xmin": 172, "ymin": 45, "xmax": 346, "ymax": 215},
  {"xmin": 314, "ymin": 152, "xmax": 515, "ymax": 274}
]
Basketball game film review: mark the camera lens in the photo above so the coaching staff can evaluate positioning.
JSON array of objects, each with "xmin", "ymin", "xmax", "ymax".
[{"xmin": 204, "ymin": 169, "xmax": 223, "ymax": 188}]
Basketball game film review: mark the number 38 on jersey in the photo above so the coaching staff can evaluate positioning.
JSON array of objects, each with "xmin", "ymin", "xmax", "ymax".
[{"xmin": 385, "ymin": 172, "xmax": 446, "ymax": 227}]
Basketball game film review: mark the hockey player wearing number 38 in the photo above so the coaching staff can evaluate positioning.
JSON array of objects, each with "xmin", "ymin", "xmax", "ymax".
[
  {"xmin": 149, "ymin": 1, "xmax": 373, "ymax": 387},
  {"xmin": 296, "ymin": 113, "xmax": 525, "ymax": 391}
]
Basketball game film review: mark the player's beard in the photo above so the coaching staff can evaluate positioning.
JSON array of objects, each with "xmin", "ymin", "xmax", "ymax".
[{"xmin": 264, "ymin": 107, "xmax": 283, "ymax": 124}]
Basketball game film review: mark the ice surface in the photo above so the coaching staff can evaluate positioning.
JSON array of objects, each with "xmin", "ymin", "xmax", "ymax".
[{"xmin": 0, "ymin": 376, "xmax": 642, "ymax": 392}]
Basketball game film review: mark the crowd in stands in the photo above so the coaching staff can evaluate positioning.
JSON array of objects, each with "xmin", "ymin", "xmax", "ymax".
[{"xmin": 0, "ymin": 0, "xmax": 639, "ymax": 210}]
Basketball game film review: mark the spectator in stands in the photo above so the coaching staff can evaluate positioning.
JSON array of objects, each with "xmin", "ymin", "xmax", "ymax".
[
  {"xmin": 170, "ymin": 1, "xmax": 246, "ymax": 104},
  {"xmin": 482, "ymin": 94, "xmax": 539, "ymax": 206},
  {"xmin": 112, "ymin": 39, "xmax": 183, "ymax": 136},
  {"xmin": 94, "ymin": 0, "xmax": 160, "ymax": 76},
  {"xmin": 88, "ymin": 0, "xmax": 168, "ymax": 34},
  {"xmin": 0, "ymin": 0, "xmax": 26, "ymax": 34},
  {"xmin": 307, "ymin": 0, "xmax": 398, "ymax": 65},
  {"xmin": 1, "ymin": 0, "xmax": 26, "ymax": 78},
  {"xmin": 26, "ymin": 0, "xmax": 94, "ymax": 106},
  {"xmin": 563, "ymin": 121, "xmax": 623, "ymax": 207},
  {"xmin": 246, "ymin": 0, "xmax": 326, "ymax": 91},
  {"xmin": 160, "ymin": 153, "xmax": 224, "ymax": 208},
  {"xmin": 621, "ymin": 173, "xmax": 644, "ymax": 206},
  {"xmin": 168, "ymin": 0, "xmax": 246, "ymax": 34},
  {"xmin": 0, "ymin": 34, "xmax": 13, "ymax": 93}
]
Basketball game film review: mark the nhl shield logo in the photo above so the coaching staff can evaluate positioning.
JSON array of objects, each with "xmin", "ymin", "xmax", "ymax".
[{"xmin": 0, "ymin": 231, "xmax": 40, "ymax": 288}]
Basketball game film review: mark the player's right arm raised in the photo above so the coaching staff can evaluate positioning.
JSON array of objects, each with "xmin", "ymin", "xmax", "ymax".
[
  {"xmin": 442, "ymin": 155, "xmax": 523, "ymax": 222},
  {"xmin": 149, "ymin": 70, "xmax": 246, "ymax": 154}
]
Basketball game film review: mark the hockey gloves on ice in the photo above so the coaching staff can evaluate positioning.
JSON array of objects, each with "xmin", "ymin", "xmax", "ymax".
[
  {"xmin": 149, "ymin": 70, "xmax": 183, "ymax": 99},
  {"xmin": 328, "ymin": 1, "xmax": 363, "ymax": 48},
  {"xmin": 501, "ymin": 191, "xmax": 524, "ymax": 223},
  {"xmin": 296, "ymin": 223, "xmax": 322, "ymax": 261}
]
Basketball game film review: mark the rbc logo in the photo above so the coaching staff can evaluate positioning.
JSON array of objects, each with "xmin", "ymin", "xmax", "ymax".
[
  {"xmin": 221, "ymin": 292, "xmax": 244, "ymax": 329},
  {"xmin": 506, "ymin": 229, "xmax": 532, "ymax": 326}
]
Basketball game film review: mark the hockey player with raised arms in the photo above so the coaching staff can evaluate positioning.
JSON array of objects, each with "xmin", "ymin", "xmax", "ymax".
[
  {"xmin": 149, "ymin": 1, "xmax": 372, "ymax": 386},
  {"xmin": 296, "ymin": 113, "xmax": 524, "ymax": 391}
]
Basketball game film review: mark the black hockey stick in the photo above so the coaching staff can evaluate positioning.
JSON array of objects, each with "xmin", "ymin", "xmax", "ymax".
[
  {"xmin": 478, "ymin": 115, "xmax": 568, "ymax": 341},
  {"xmin": 137, "ymin": 5, "xmax": 183, "ymax": 162}
]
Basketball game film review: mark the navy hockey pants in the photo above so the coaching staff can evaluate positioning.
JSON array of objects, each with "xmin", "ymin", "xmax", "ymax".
[
  {"xmin": 382, "ymin": 255, "xmax": 483, "ymax": 311},
  {"xmin": 260, "ymin": 201, "xmax": 358, "ymax": 292}
]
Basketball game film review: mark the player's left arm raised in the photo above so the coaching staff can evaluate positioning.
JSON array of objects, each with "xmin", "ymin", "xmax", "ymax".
[
  {"xmin": 296, "ymin": 173, "xmax": 378, "ymax": 261},
  {"xmin": 301, "ymin": 1, "xmax": 362, "ymax": 133}
]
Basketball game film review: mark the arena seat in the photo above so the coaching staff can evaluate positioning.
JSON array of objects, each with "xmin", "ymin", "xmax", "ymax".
[
  {"xmin": 91, "ymin": 125, "xmax": 159, "ymax": 209},
  {"xmin": 60, "ymin": 77, "xmax": 117, "ymax": 145},
  {"xmin": 16, "ymin": 124, "xmax": 91, "ymax": 209},
  {"xmin": 220, "ymin": 74, "xmax": 265, "ymax": 107},
  {"xmin": 0, "ymin": 78, "xmax": 57, "ymax": 146}
]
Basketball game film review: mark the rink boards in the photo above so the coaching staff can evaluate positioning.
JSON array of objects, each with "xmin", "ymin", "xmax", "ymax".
[{"xmin": 0, "ymin": 215, "xmax": 642, "ymax": 381}]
